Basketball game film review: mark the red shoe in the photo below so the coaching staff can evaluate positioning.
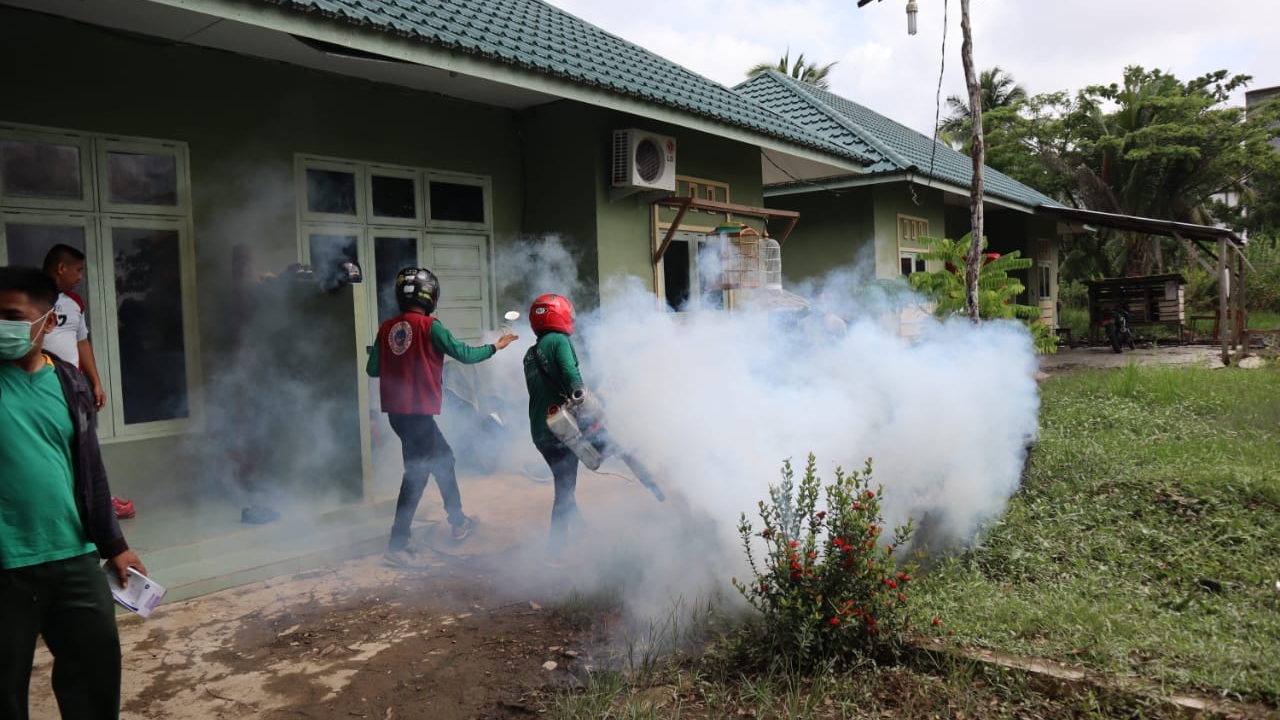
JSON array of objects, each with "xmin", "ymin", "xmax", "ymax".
[{"xmin": 112, "ymin": 496, "xmax": 136, "ymax": 519}]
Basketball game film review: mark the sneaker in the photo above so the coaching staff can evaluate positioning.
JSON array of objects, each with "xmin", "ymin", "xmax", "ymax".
[
  {"xmin": 383, "ymin": 548, "xmax": 428, "ymax": 568},
  {"xmin": 112, "ymin": 497, "xmax": 135, "ymax": 520},
  {"xmin": 450, "ymin": 516, "xmax": 478, "ymax": 541}
]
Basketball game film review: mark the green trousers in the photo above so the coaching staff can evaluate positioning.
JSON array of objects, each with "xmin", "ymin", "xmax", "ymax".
[{"xmin": 1, "ymin": 553, "xmax": 121, "ymax": 720}]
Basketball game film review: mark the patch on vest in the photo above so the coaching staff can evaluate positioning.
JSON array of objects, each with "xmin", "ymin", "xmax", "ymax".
[{"xmin": 388, "ymin": 320, "xmax": 414, "ymax": 355}]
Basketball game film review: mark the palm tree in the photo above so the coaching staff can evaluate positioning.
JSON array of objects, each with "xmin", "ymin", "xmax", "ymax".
[
  {"xmin": 939, "ymin": 66, "xmax": 1027, "ymax": 138},
  {"xmin": 747, "ymin": 50, "xmax": 838, "ymax": 90}
]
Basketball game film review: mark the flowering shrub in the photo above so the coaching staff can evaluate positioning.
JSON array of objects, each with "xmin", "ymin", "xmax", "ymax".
[{"xmin": 732, "ymin": 455, "xmax": 919, "ymax": 667}]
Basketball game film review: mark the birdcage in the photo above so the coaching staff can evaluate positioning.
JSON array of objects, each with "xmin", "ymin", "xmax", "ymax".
[
  {"xmin": 760, "ymin": 232, "xmax": 782, "ymax": 289},
  {"xmin": 708, "ymin": 223, "xmax": 761, "ymax": 289}
]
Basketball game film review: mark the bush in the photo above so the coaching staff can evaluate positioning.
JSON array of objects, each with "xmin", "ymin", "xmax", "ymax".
[
  {"xmin": 1058, "ymin": 279, "xmax": 1089, "ymax": 310},
  {"xmin": 732, "ymin": 455, "xmax": 921, "ymax": 669}
]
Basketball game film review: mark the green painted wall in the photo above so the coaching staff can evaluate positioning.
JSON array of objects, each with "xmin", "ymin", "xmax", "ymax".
[
  {"xmin": 2, "ymin": 6, "xmax": 522, "ymax": 503},
  {"xmin": 520, "ymin": 103, "xmax": 766, "ymax": 314},
  {"xmin": 765, "ymin": 188, "xmax": 875, "ymax": 284},
  {"xmin": 767, "ymin": 181, "xmax": 947, "ymax": 284}
]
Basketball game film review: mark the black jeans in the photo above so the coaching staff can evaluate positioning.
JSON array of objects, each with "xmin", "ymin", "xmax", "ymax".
[
  {"xmin": 388, "ymin": 414, "xmax": 465, "ymax": 551},
  {"xmin": 536, "ymin": 440, "xmax": 583, "ymax": 550},
  {"xmin": 1, "ymin": 552, "xmax": 121, "ymax": 720}
]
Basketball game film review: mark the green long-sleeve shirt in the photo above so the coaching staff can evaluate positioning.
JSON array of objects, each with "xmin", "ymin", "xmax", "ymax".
[{"xmin": 522, "ymin": 332, "xmax": 584, "ymax": 444}]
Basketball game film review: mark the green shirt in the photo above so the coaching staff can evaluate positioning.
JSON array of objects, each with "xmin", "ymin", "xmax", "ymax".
[
  {"xmin": 0, "ymin": 358, "xmax": 94, "ymax": 569},
  {"xmin": 523, "ymin": 332, "xmax": 585, "ymax": 444}
]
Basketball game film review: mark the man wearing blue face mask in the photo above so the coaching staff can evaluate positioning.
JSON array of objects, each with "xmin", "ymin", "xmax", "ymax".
[{"xmin": 0, "ymin": 265, "xmax": 146, "ymax": 720}]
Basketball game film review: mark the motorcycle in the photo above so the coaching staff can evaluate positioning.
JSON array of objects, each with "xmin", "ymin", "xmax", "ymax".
[{"xmin": 1100, "ymin": 306, "xmax": 1136, "ymax": 353}]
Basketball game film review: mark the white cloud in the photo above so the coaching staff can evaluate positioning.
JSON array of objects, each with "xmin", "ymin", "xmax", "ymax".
[{"xmin": 546, "ymin": 0, "xmax": 1280, "ymax": 134}]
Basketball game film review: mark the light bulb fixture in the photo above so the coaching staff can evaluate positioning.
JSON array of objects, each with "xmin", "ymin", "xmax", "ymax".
[{"xmin": 906, "ymin": 0, "xmax": 918, "ymax": 35}]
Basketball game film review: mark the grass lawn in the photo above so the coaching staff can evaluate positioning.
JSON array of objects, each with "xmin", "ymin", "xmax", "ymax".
[
  {"xmin": 914, "ymin": 363, "xmax": 1280, "ymax": 704},
  {"xmin": 546, "ymin": 362, "xmax": 1280, "ymax": 718}
]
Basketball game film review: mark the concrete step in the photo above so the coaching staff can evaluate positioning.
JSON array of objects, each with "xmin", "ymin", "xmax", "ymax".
[{"xmin": 121, "ymin": 498, "xmax": 400, "ymax": 605}]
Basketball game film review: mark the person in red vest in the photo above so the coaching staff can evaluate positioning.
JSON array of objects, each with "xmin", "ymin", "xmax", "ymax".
[{"xmin": 366, "ymin": 268, "xmax": 517, "ymax": 567}]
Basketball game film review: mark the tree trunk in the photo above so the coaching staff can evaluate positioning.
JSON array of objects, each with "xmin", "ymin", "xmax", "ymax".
[{"xmin": 961, "ymin": 0, "xmax": 985, "ymax": 323}]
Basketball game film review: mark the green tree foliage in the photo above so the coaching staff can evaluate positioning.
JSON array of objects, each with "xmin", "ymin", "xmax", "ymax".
[
  {"xmin": 909, "ymin": 233, "xmax": 1058, "ymax": 353},
  {"xmin": 982, "ymin": 67, "xmax": 1280, "ymax": 279},
  {"xmin": 746, "ymin": 50, "xmax": 837, "ymax": 89},
  {"xmin": 938, "ymin": 66, "xmax": 1027, "ymax": 147}
]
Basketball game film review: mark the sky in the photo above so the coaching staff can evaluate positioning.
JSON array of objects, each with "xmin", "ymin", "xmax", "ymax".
[{"xmin": 543, "ymin": 0, "xmax": 1280, "ymax": 136}]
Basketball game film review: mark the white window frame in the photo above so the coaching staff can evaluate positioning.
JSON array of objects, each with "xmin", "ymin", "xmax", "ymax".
[
  {"xmin": 96, "ymin": 214, "xmax": 201, "ymax": 440},
  {"xmin": 96, "ymin": 137, "xmax": 190, "ymax": 216},
  {"xmin": 897, "ymin": 214, "xmax": 933, "ymax": 277},
  {"xmin": 0, "ymin": 124, "xmax": 95, "ymax": 212},
  {"xmin": 366, "ymin": 164, "xmax": 424, "ymax": 228},
  {"xmin": 297, "ymin": 156, "xmax": 366, "ymax": 225},
  {"xmin": 424, "ymin": 172, "xmax": 491, "ymax": 231},
  {"xmin": 0, "ymin": 122, "xmax": 201, "ymax": 442}
]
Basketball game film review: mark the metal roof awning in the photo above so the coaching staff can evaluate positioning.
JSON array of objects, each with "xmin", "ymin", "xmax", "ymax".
[
  {"xmin": 1035, "ymin": 205, "xmax": 1250, "ymax": 364},
  {"xmin": 1037, "ymin": 205, "xmax": 1245, "ymax": 246}
]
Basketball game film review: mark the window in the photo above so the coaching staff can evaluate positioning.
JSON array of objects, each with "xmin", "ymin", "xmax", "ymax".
[
  {"xmin": 1036, "ymin": 239, "xmax": 1052, "ymax": 300},
  {"xmin": 898, "ymin": 214, "xmax": 931, "ymax": 277},
  {"xmin": 659, "ymin": 231, "xmax": 725, "ymax": 312},
  {"xmin": 295, "ymin": 156, "xmax": 493, "ymax": 342},
  {"xmin": 0, "ymin": 122, "xmax": 198, "ymax": 440}
]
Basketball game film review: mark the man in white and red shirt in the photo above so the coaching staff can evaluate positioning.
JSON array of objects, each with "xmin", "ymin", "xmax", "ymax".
[{"xmin": 43, "ymin": 245, "xmax": 134, "ymax": 519}]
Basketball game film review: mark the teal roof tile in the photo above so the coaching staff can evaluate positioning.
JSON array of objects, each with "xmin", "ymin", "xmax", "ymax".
[
  {"xmin": 736, "ymin": 71, "xmax": 1059, "ymax": 210},
  {"xmin": 255, "ymin": 0, "xmax": 862, "ymax": 160}
]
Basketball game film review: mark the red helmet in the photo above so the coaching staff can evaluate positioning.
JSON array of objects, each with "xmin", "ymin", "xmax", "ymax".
[{"xmin": 530, "ymin": 294, "xmax": 575, "ymax": 335}]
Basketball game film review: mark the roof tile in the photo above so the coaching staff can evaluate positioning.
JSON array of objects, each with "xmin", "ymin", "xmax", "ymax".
[
  {"xmin": 736, "ymin": 72, "xmax": 1058, "ymax": 209},
  {"xmin": 255, "ymin": 0, "xmax": 857, "ymax": 160}
]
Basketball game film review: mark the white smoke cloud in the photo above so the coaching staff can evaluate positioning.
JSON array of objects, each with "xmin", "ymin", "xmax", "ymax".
[{"xmin": 489, "ymin": 236, "xmax": 1040, "ymax": 629}]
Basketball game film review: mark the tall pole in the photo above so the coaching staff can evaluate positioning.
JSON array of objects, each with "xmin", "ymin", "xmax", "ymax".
[{"xmin": 960, "ymin": 0, "xmax": 985, "ymax": 323}]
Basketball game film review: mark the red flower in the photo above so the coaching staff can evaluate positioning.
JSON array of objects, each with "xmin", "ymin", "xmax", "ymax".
[
  {"xmin": 789, "ymin": 540, "xmax": 799, "ymax": 549},
  {"xmin": 815, "ymin": 511, "xmax": 827, "ymax": 520},
  {"xmin": 932, "ymin": 617, "xmax": 942, "ymax": 626},
  {"xmin": 829, "ymin": 617, "xmax": 840, "ymax": 626},
  {"xmin": 897, "ymin": 592, "xmax": 907, "ymax": 603},
  {"xmin": 759, "ymin": 583, "xmax": 769, "ymax": 593},
  {"xmin": 761, "ymin": 529, "xmax": 772, "ymax": 538},
  {"xmin": 868, "ymin": 524, "xmax": 878, "ymax": 535},
  {"xmin": 865, "ymin": 490, "xmax": 875, "ymax": 499},
  {"xmin": 852, "ymin": 502, "xmax": 861, "ymax": 511},
  {"xmin": 807, "ymin": 552, "xmax": 817, "ymax": 559}
]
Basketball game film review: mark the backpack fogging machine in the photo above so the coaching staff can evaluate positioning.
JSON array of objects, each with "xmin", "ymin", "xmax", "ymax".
[{"xmin": 546, "ymin": 389, "xmax": 666, "ymax": 502}]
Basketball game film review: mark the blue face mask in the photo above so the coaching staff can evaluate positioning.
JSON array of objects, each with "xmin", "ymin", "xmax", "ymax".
[{"xmin": 0, "ymin": 310, "xmax": 53, "ymax": 361}]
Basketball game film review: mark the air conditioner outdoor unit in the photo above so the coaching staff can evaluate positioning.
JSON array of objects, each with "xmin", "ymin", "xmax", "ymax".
[{"xmin": 611, "ymin": 129, "xmax": 676, "ymax": 193}]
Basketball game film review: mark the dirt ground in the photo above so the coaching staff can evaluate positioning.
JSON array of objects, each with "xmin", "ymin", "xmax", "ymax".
[
  {"xmin": 29, "ymin": 472, "xmax": 649, "ymax": 720},
  {"xmin": 27, "ymin": 344, "xmax": 1265, "ymax": 720}
]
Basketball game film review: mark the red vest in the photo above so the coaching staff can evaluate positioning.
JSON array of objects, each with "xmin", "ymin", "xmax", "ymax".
[{"xmin": 377, "ymin": 313, "xmax": 444, "ymax": 415}]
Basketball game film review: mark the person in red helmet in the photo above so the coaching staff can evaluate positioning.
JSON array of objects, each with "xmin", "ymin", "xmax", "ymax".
[
  {"xmin": 367, "ymin": 268, "xmax": 517, "ymax": 567},
  {"xmin": 522, "ymin": 294, "xmax": 586, "ymax": 559}
]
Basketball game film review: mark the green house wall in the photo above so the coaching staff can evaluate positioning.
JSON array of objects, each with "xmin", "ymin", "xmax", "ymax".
[
  {"xmin": 2, "ymin": 5, "xmax": 771, "ymax": 511},
  {"xmin": 0, "ymin": 6, "xmax": 523, "ymax": 502}
]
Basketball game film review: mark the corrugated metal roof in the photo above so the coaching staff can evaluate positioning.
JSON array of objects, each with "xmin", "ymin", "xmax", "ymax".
[
  {"xmin": 252, "ymin": 0, "xmax": 863, "ymax": 161},
  {"xmin": 736, "ymin": 71, "xmax": 1060, "ymax": 210}
]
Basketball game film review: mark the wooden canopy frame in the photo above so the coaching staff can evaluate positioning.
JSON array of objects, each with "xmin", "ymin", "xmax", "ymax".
[
  {"xmin": 652, "ymin": 196, "xmax": 799, "ymax": 264},
  {"xmin": 1038, "ymin": 205, "xmax": 1250, "ymax": 364}
]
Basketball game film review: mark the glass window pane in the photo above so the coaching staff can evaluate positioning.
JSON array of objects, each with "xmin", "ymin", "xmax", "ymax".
[
  {"xmin": 1, "ymin": 140, "xmax": 83, "ymax": 201},
  {"xmin": 371, "ymin": 175, "xmax": 417, "ymax": 219},
  {"xmin": 108, "ymin": 151, "xmax": 178, "ymax": 206},
  {"xmin": 373, "ymin": 235, "xmax": 418, "ymax": 324},
  {"xmin": 3, "ymin": 222, "xmax": 93, "ymax": 320},
  {"xmin": 663, "ymin": 241, "xmax": 691, "ymax": 311},
  {"xmin": 306, "ymin": 169, "xmax": 357, "ymax": 215},
  {"xmin": 112, "ymin": 227, "xmax": 189, "ymax": 424},
  {"xmin": 308, "ymin": 233, "xmax": 359, "ymax": 292},
  {"xmin": 429, "ymin": 181, "xmax": 484, "ymax": 223}
]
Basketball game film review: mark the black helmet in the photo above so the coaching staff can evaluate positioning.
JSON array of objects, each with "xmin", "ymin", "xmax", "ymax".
[{"xmin": 396, "ymin": 267, "xmax": 441, "ymax": 313}]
